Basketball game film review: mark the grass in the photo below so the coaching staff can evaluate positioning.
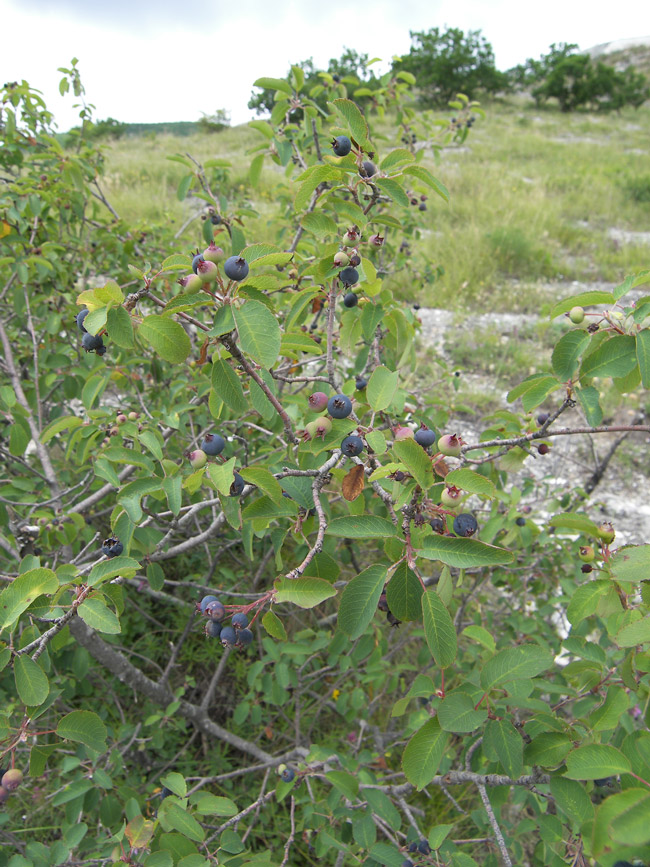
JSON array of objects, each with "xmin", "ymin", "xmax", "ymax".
[{"xmin": 98, "ymin": 94, "xmax": 650, "ymax": 312}]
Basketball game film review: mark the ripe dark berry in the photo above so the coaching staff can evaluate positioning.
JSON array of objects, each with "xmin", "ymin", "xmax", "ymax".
[
  {"xmin": 328, "ymin": 394, "xmax": 353, "ymax": 419},
  {"xmin": 341, "ymin": 435, "xmax": 364, "ymax": 457},
  {"xmin": 206, "ymin": 620, "xmax": 222, "ymax": 638},
  {"xmin": 343, "ymin": 292, "xmax": 358, "ymax": 308},
  {"xmin": 237, "ymin": 628, "xmax": 254, "ymax": 647},
  {"xmin": 192, "ymin": 253, "xmax": 205, "ymax": 274},
  {"xmin": 82, "ymin": 332, "xmax": 104, "ymax": 353},
  {"xmin": 206, "ymin": 600, "xmax": 226, "ymax": 621},
  {"xmin": 402, "ymin": 861, "xmax": 414, "ymax": 867},
  {"xmin": 581, "ymin": 563, "xmax": 593, "ymax": 573},
  {"xmin": 355, "ymin": 377, "xmax": 367, "ymax": 390},
  {"xmin": 377, "ymin": 592, "xmax": 389, "ymax": 612},
  {"xmin": 387, "ymin": 611, "xmax": 401, "ymax": 627},
  {"xmin": 96, "ymin": 345, "xmax": 107, "ymax": 356},
  {"xmin": 200, "ymin": 594, "xmax": 219, "ymax": 613},
  {"xmin": 1, "ymin": 769, "xmax": 23, "ymax": 791},
  {"xmin": 339, "ymin": 267, "xmax": 359, "ymax": 287},
  {"xmin": 210, "ymin": 214, "xmax": 222, "ymax": 225},
  {"xmin": 412, "ymin": 303, "xmax": 420, "ymax": 310},
  {"xmin": 418, "ymin": 841, "xmax": 431, "ymax": 855},
  {"xmin": 201, "ymin": 433, "xmax": 225, "ymax": 456},
  {"xmin": 360, "ymin": 161, "xmax": 377, "ymax": 178},
  {"xmin": 230, "ymin": 472, "xmax": 245, "ymax": 496},
  {"xmin": 408, "ymin": 843, "xmax": 418, "ymax": 853},
  {"xmin": 309, "ymin": 392, "xmax": 329, "ymax": 412},
  {"xmin": 430, "ymin": 516, "xmax": 445, "ymax": 534},
  {"xmin": 537, "ymin": 412, "xmax": 550, "ymax": 425},
  {"xmin": 515, "ymin": 517, "xmax": 526, "ymax": 526},
  {"xmin": 332, "ymin": 135, "xmax": 352, "ymax": 156},
  {"xmin": 453, "ymin": 513, "xmax": 478, "ymax": 537},
  {"xmin": 393, "ymin": 471, "xmax": 406, "ymax": 482},
  {"xmin": 76, "ymin": 308, "xmax": 89, "ymax": 333},
  {"xmin": 223, "ymin": 256, "xmax": 249, "ymax": 282},
  {"xmin": 537, "ymin": 443, "xmax": 550, "ymax": 455},
  {"xmin": 102, "ymin": 537, "xmax": 124, "ymax": 558},
  {"xmin": 231, "ymin": 612, "xmax": 249, "ymax": 629},
  {"xmin": 281, "ymin": 768, "xmax": 295, "ymax": 783},
  {"xmin": 348, "ymin": 253, "xmax": 361, "ymax": 267},
  {"xmin": 414, "ymin": 427, "xmax": 436, "ymax": 447},
  {"xmin": 220, "ymin": 626, "xmax": 236, "ymax": 647}
]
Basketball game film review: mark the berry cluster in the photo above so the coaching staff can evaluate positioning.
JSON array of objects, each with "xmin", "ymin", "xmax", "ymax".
[
  {"xmin": 199, "ymin": 595, "xmax": 253, "ymax": 649},
  {"xmin": 77, "ymin": 308, "xmax": 107, "ymax": 356},
  {"xmin": 403, "ymin": 838, "xmax": 432, "ymax": 867}
]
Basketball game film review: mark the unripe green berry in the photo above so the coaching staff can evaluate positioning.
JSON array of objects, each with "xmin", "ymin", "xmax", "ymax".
[
  {"xmin": 189, "ymin": 449, "xmax": 207, "ymax": 470},
  {"xmin": 597, "ymin": 521, "xmax": 615, "ymax": 544},
  {"xmin": 579, "ymin": 545, "xmax": 595, "ymax": 563},
  {"xmin": 569, "ymin": 306, "xmax": 585, "ymax": 324}
]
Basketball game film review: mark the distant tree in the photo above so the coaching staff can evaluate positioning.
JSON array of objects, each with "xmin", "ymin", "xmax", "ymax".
[
  {"xmin": 508, "ymin": 42, "xmax": 580, "ymax": 88},
  {"xmin": 395, "ymin": 27, "xmax": 510, "ymax": 107},
  {"xmin": 197, "ymin": 108, "xmax": 231, "ymax": 133}
]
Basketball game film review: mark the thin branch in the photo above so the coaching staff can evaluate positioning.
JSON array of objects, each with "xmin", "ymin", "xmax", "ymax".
[{"xmin": 477, "ymin": 783, "xmax": 513, "ymax": 867}]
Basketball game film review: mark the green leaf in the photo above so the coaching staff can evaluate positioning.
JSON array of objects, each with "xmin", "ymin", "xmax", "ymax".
[
  {"xmin": 106, "ymin": 306, "xmax": 134, "ymax": 348},
  {"xmin": 248, "ymin": 119, "xmax": 274, "ymax": 139},
  {"xmin": 193, "ymin": 794, "xmax": 238, "ymax": 816},
  {"xmin": 566, "ymin": 580, "xmax": 613, "ymax": 625},
  {"xmin": 338, "ymin": 565, "xmax": 387, "ymax": 639},
  {"xmin": 552, "ymin": 330, "xmax": 590, "ymax": 380},
  {"xmin": 380, "ymin": 148, "xmax": 415, "ymax": 171},
  {"xmin": 40, "ymin": 415, "xmax": 84, "ymax": 444},
  {"xmin": 525, "ymin": 733, "xmax": 573, "ymax": 768},
  {"xmin": 609, "ymin": 788, "xmax": 650, "ymax": 846},
  {"xmin": 161, "ymin": 253, "xmax": 191, "ymax": 272},
  {"xmin": 0, "ymin": 568, "xmax": 59, "ymax": 629},
  {"xmin": 162, "ymin": 803, "xmax": 205, "ymax": 842},
  {"xmin": 118, "ymin": 478, "xmax": 162, "ymax": 523},
  {"xmin": 367, "ymin": 365, "xmax": 399, "ymax": 411},
  {"xmin": 162, "ymin": 476, "xmax": 182, "ymax": 515},
  {"xmin": 549, "ymin": 777, "xmax": 594, "ymax": 824},
  {"xmin": 564, "ymin": 744, "xmax": 631, "ymax": 780},
  {"xmin": 253, "ymin": 77, "xmax": 292, "ymax": 95},
  {"xmin": 326, "ymin": 770, "xmax": 359, "ymax": 799},
  {"xmin": 549, "ymin": 512, "xmax": 600, "ymax": 536},
  {"xmin": 392, "ymin": 438, "xmax": 434, "ymax": 491},
  {"xmin": 550, "ymin": 291, "xmax": 615, "ymax": 319},
  {"xmin": 616, "ymin": 617, "xmax": 650, "ymax": 647},
  {"xmin": 402, "ymin": 719, "xmax": 449, "ymax": 790},
  {"xmin": 274, "ymin": 577, "xmax": 336, "ymax": 608},
  {"xmin": 301, "ymin": 212, "xmax": 338, "ymax": 238},
  {"xmin": 177, "ymin": 174, "xmax": 193, "ymax": 201},
  {"xmin": 461, "ymin": 625, "xmax": 496, "ymax": 651},
  {"xmin": 375, "ymin": 177, "xmax": 410, "ymax": 208},
  {"xmin": 232, "ymin": 301, "xmax": 281, "ymax": 369},
  {"xmin": 208, "ymin": 458, "xmax": 237, "ymax": 496},
  {"xmin": 610, "ymin": 544, "xmax": 650, "ymax": 584},
  {"xmin": 249, "ymin": 153, "xmax": 264, "ymax": 186},
  {"xmin": 262, "ymin": 610, "xmax": 287, "ymax": 641},
  {"xmin": 437, "ymin": 692, "xmax": 486, "ymax": 733},
  {"xmin": 331, "ymin": 98, "xmax": 369, "ymax": 145},
  {"xmin": 483, "ymin": 720, "xmax": 523, "ymax": 777},
  {"xmin": 419, "ymin": 536, "xmax": 513, "ymax": 568},
  {"xmin": 78, "ymin": 597, "xmax": 121, "ymax": 634},
  {"xmin": 580, "ymin": 335, "xmax": 637, "ymax": 380},
  {"xmin": 444, "ymin": 469, "xmax": 496, "ymax": 498},
  {"xmin": 636, "ymin": 329, "xmax": 650, "ymax": 387},
  {"xmin": 14, "ymin": 655, "xmax": 49, "ymax": 706},
  {"xmin": 139, "ymin": 316, "xmax": 191, "ymax": 363},
  {"xmin": 211, "ymin": 360, "xmax": 248, "ymax": 413},
  {"xmin": 480, "ymin": 645, "xmax": 554, "ymax": 689},
  {"xmin": 161, "ymin": 772, "xmax": 187, "ymax": 798},
  {"xmin": 587, "ymin": 686, "xmax": 631, "ymax": 729},
  {"xmin": 240, "ymin": 467, "xmax": 283, "ymax": 503},
  {"xmin": 87, "ymin": 556, "xmax": 141, "ymax": 587},
  {"xmin": 421, "ymin": 589, "xmax": 456, "ymax": 668},
  {"xmin": 401, "ymin": 165, "xmax": 449, "ymax": 202},
  {"xmin": 368, "ymin": 843, "xmax": 406, "ymax": 867},
  {"xmin": 386, "ymin": 562, "xmax": 423, "ymax": 622},
  {"xmin": 327, "ymin": 516, "xmax": 397, "ymax": 538},
  {"xmin": 56, "ymin": 710, "xmax": 107, "ymax": 752}
]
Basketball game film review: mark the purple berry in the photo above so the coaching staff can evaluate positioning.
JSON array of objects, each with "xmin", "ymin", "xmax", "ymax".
[
  {"xmin": 220, "ymin": 626, "xmax": 236, "ymax": 647},
  {"xmin": 192, "ymin": 253, "xmax": 205, "ymax": 274},
  {"xmin": 343, "ymin": 292, "xmax": 358, "ymax": 308},
  {"xmin": 453, "ymin": 513, "xmax": 478, "ymax": 537},
  {"xmin": 82, "ymin": 332, "xmax": 104, "ymax": 353},
  {"xmin": 200, "ymin": 594, "xmax": 218, "ymax": 614},
  {"xmin": 360, "ymin": 161, "xmax": 377, "ymax": 178},
  {"xmin": 236, "ymin": 628, "xmax": 253, "ymax": 647},
  {"xmin": 201, "ymin": 433, "xmax": 225, "ymax": 456},
  {"xmin": 355, "ymin": 377, "xmax": 367, "ymax": 390},
  {"xmin": 206, "ymin": 620, "xmax": 222, "ymax": 638},
  {"xmin": 206, "ymin": 600, "xmax": 226, "ymax": 621},
  {"xmin": 414, "ymin": 427, "xmax": 436, "ymax": 447},
  {"xmin": 101, "ymin": 537, "xmax": 123, "ymax": 558},
  {"xmin": 229, "ymin": 472, "xmax": 245, "ymax": 496},
  {"xmin": 341, "ymin": 435, "xmax": 364, "ymax": 457},
  {"xmin": 339, "ymin": 267, "xmax": 359, "ymax": 287},
  {"xmin": 309, "ymin": 392, "xmax": 329, "ymax": 412},
  {"xmin": 327, "ymin": 394, "xmax": 353, "ymax": 419},
  {"xmin": 332, "ymin": 136, "xmax": 352, "ymax": 156},
  {"xmin": 231, "ymin": 612, "xmax": 249, "ymax": 629},
  {"xmin": 224, "ymin": 256, "xmax": 249, "ymax": 282},
  {"xmin": 281, "ymin": 767, "xmax": 295, "ymax": 783},
  {"xmin": 76, "ymin": 308, "xmax": 89, "ymax": 333}
]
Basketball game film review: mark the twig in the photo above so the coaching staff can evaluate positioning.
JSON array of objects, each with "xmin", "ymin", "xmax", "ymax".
[
  {"xmin": 279, "ymin": 795, "xmax": 296, "ymax": 867},
  {"xmin": 477, "ymin": 783, "xmax": 513, "ymax": 867}
]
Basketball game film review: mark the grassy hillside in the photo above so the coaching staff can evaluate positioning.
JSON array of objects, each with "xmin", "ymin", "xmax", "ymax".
[{"xmin": 100, "ymin": 95, "xmax": 650, "ymax": 312}]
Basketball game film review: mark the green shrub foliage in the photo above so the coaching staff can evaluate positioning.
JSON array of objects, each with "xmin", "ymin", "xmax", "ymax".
[{"xmin": 0, "ymin": 54, "xmax": 650, "ymax": 867}]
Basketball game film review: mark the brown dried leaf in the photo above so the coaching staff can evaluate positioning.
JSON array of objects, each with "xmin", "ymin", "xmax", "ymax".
[
  {"xmin": 342, "ymin": 464, "xmax": 365, "ymax": 501},
  {"xmin": 197, "ymin": 339, "xmax": 209, "ymax": 365},
  {"xmin": 433, "ymin": 458, "xmax": 449, "ymax": 478}
]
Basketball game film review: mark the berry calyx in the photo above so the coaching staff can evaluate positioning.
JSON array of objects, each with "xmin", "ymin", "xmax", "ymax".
[
  {"xmin": 569, "ymin": 306, "xmax": 585, "ymax": 324},
  {"xmin": 223, "ymin": 256, "xmax": 250, "ymax": 282},
  {"xmin": 339, "ymin": 267, "xmax": 359, "ymax": 287},
  {"xmin": 341, "ymin": 435, "xmax": 364, "ymax": 457},
  {"xmin": 414, "ymin": 427, "xmax": 436, "ymax": 447},
  {"xmin": 201, "ymin": 433, "xmax": 226, "ymax": 456},
  {"xmin": 189, "ymin": 449, "xmax": 207, "ymax": 470},
  {"xmin": 177, "ymin": 274, "xmax": 203, "ymax": 294},
  {"xmin": 368, "ymin": 234, "xmax": 384, "ymax": 247},
  {"xmin": 343, "ymin": 292, "xmax": 358, "ymax": 308},
  {"xmin": 1, "ymin": 769, "xmax": 23, "ymax": 791},
  {"xmin": 101, "ymin": 537, "xmax": 123, "ymax": 558},
  {"xmin": 332, "ymin": 135, "xmax": 352, "ymax": 156},
  {"xmin": 309, "ymin": 392, "xmax": 329, "ymax": 412},
  {"xmin": 453, "ymin": 513, "xmax": 478, "ymax": 537},
  {"xmin": 438, "ymin": 433, "xmax": 462, "ymax": 457},
  {"xmin": 328, "ymin": 394, "xmax": 353, "ymax": 419}
]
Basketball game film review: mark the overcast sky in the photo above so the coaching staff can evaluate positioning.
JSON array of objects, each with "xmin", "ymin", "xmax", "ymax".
[{"xmin": 2, "ymin": 0, "xmax": 649, "ymax": 130}]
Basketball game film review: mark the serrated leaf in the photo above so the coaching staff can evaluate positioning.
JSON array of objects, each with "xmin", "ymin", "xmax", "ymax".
[
  {"xmin": 274, "ymin": 577, "xmax": 336, "ymax": 608},
  {"xmin": 139, "ymin": 316, "xmax": 191, "ymax": 363},
  {"xmin": 40, "ymin": 415, "xmax": 84, "ymax": 444},
  {"xmin": 232, "ymin": 301, "xmax": 281, "ymax": 369},
  {"xmin": 402, "ymin": 165, "xmax": 449, "ymax": 202},
  {"xmin": 327, "ymin": 516, "xmax": 397, "ymax": 538},
  {"xmin": 193, "ymin": 794, "xmax": 238, "ymax": 816},
  {"xmin": 332, "ymin": 98, "xmax": 369, "ymax": 145},
  {"xmin": 126, "ymin": 816, "xmax": 156, "ymax": 848},
  {"xmin": 552, "ymin": 330, "xmax": 590, "ymax": 380},
  {"xmin": 550, "ymin": 291, "xmax": 615, "ymax": 319},
  {"xmin": 564, "ymin": 744, "xmax": 631, "ymax": 780},
  {"xmin": 253, "ymin": 77, "xmax": 293, "ymax": 94},
  {"xmin": 0, "ymin": 568, "xmax": 59, "ymax": 629},
  {"xmin": 338, "ymin": 564, "xmax": 387, "ymax": 639},
  {"xmin": 106, "ymin": 306, "xmax": 134, "ymax": 348},
  {"xmin": 87, "ymin": 556, "xmax": 141, "ymax": 587},
  {"xmin": 375, "ymin": 177, "xmax": 410, "ymax": 207},
  {"xmin": 438, "ymin": 692, "xmax": 487, "ymax": 733},
  {"xmin": 367, "ymin": 365, "xmax": 399, "ymax": 411},
  {"xmin": 616, "ymin": 617, "xmax": 650, "ymax": 647},
  {"xmin": 393, "ymin": 437, "xmax": 434, "ymax": 490},
  {"xmin": 575, "ymin": 384, "xmax": 603, "ymax": 425},
  {"xmin": 549, "ymin": 777, "xmax": 594, "ymax": 824},
  {"xmin": 636, "ymin": 329, "xmax": 650, "ymax": 387},
  {"xmin": 566, "ymin": 580, "xmax": 613, "ymax": 625},
  {"xmin": 419, "ymin": 536, "xmax": 513, "ymax": 568},
  {"xmin": 580, "ymin": 335, "xmax": 637, "ymax": 379},
  {"xmin": 78, "ymin": 597, "xmax": 121, "ymax": 634},
  {"xmin": 548, "ymin": 512, "xmax": 600, "ymax": 535},
  {"xmin": 14, "ymin": 655, "xmax": 49, "ymax": 706},
  {"xmin": 162, "ymin": 803, "xmax": 205, "ymax": 842},
  {"xmin": 402, "ymin": 719, "xmax": 449, "ymax": 790},
  {"xmin": 421, "ymin": 590, "xmax": 456, "ymax": 667},
  {"xmin": 609, "ymin": 788, "xmax": 650, "ymax": 846},
  {"xmin": 161, "ymin": 254, "xmax": 191, "ymax": 271},
  {"xmin": 386, "ymin": 561, "xmax": 422, "ymax": 622},
  {"xmin": 480, "ymin": 645, "xmax": 553, "ymax": 688},
  {"xmin": 483, "ymin": 720, "xmax": 523, "ymax": 777},
  {"xmin": 445, "ymin": 469, "xmax": 495, "ymax": 498},
  {"xmin": 301, "ymin": 212, "xmax": 338, "ymax": 238},
  {"xmin": 56, "ymin": 710, "xmax": 107, "ymax": 752},
  {"xmin": 262, "ymin": 610, "xmax": 287, "ymax": 641},
  {"xmin": 212, "ymin": 360, "xmax": 248, "ymax": 413},
  {"xmin": 610, "ymin": 544, "xmax": 650, "ymax": 584}
]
